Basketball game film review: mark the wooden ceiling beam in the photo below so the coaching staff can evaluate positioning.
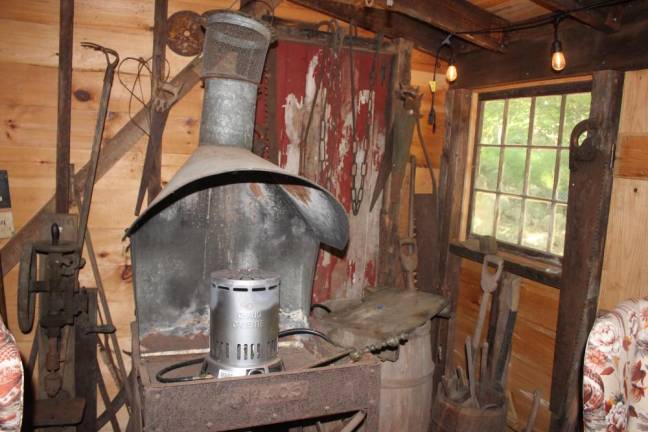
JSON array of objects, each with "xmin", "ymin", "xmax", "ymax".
[
  {"xmin": 300, "ymin": 0, "xmax": 509, "ymax": 52},
  {"xmin": 529, "ymin": 0, "xmax": 622, "ymax": 32},
  {"xmin": 454, "ymin": 3, "xmax": 648, "ymax": 88},
  {"xmin": 287, "ymin": 0, "xmax": 474, "ymax": 57}
]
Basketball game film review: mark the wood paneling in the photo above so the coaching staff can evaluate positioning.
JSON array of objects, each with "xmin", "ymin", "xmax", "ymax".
[
  {"xmin": 469, "ymin": 0, "xmax": 549, "ymax": 21},
  {"xmin": 600, "ymin": 70, "xmax": 648, "ymax": 310},
  {"xmin": 615, "ymin": 134, "xmax": 648, "ymax": 179},
  {"xmin": 453, "ymin": 259, "xmax": 556, "ymax": 432}
]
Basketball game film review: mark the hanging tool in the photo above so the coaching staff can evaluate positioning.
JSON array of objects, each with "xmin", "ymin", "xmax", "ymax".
[
  {"xmin": 77, "ymin": 42, "xmax": 119, "ymax": 250},
  {"xmin": 494, "ymin": 274, "xmax": 521, "ymax": 385},
  {"xmin": 135, "ymin": 0, "xmax": 170, "ymax": 215},
  {"xmin": 472, "ymin": 255, "xmax": 503, "ymax": 353},
  {"xmin": 480, "ymin": 341, "xmax": 489, "ymax": 382},
  {"xmin": 523, "ymin": 390, "xmax": 542, "ymax": 432},
  {"xmin": 465, "ymin": 336, "xmax": 479, "ymax": 408},
  {"xmin": 400, "ymin": 155, "xmax": 418, "ymax": 290},
  {"xmin": 350, "ymin": 30, "xmax": 381, "ymax": 215},
  {"xmin": 17, "ymin": 41, "xmax": 119, "ymax": 410}
]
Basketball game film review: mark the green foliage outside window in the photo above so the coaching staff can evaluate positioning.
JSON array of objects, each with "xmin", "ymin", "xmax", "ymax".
[{"xmin": 470, "ymin": 91, "xmax": 591, "ymax": 256}]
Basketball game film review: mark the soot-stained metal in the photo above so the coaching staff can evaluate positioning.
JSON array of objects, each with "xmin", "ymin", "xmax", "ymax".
[{"xmin": 126, "ymin": 11, "xmax": 349, "ymax": 355}]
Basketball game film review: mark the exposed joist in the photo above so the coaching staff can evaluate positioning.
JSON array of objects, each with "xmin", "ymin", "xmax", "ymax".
[
  {"xmin": 454, "ymin": 4, "xmax": 648, "ymax": 88},
  {"xmin": 288, "ymin": 0, "xmax": 474, "ymax": 57},
  {"xmin": 318, "ymin": 0, "xmax": 509, "ymax": 52},
  {"xmin": 529, "ymin": 0, "xmax": 622, "ymax": 32}
]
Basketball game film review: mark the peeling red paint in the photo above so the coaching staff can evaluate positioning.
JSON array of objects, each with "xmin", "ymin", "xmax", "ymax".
[
  {"xmin": 347, "ymin": 260, "xmax": 356, "ymax": 278},
  {"xmin": 255, "ymin": 40, "xmax": 391, "ymax": 303},
  {"xmin": 364, "ymin": 260, "xmax": 377, "ymax": 286}
]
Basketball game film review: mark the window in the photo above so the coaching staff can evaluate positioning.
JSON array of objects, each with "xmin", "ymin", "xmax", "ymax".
[{"xmin": 469, "ymin": 87, "xmax": 591, "ymax": 257}]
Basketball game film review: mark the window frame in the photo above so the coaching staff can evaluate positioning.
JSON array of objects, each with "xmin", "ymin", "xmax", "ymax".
[{"xmin": 466, "ymin": 81, "xmax": 592, "ymax": 261}]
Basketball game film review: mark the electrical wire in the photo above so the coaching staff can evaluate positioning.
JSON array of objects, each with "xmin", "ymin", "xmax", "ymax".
[
  {"xmin": 116, "ymin": 56, "xmax": 172, "ymax": 138},
  {"xmin": 155, "ymin": 357, "xmax": 210, "ymax": 383},
  {"xmin": 449, "ymin": 0, "xmax": 635, "ymax": 37},
  {"xmin": 156, "ymin": 328, "xmax": 337, "ymax": 383},
  {"xmin": 278, "ymin": 328, "xmax": 338, "ymax": 346}
]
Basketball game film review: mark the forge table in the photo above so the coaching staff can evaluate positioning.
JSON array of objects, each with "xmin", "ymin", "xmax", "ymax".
[{"xmin": 127, "ymin": 323, "xmax": 381, "ymax": 431}]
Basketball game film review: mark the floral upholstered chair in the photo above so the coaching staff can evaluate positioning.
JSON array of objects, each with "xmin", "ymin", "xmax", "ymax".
[
  {"xmin": 0, "ymin": 319, "xmax": 22, "ymax": 431},
  {"xmin": 584, "ymin": 299, "xmax": 648, "ymax": 431}
]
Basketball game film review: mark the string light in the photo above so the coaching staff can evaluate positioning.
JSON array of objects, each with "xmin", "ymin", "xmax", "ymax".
[
  {"xmin": 424, "ymin": 0, "xmax": 633, "ymax": 132},
  {"xmin": 428, "ymin": 35, "xmax": 456, "ymax": 131},
  {"xmin": 446, "ymin": 62, "xmax": 458, "ymax": 82},
  {"xmin": 551, "ymin": 17, "xmax": 566, "ymax": 71}
]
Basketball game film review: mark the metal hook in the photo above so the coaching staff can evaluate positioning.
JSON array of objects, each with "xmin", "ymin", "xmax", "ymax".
[
  {"xmin": 81, "ymin": 41, "xmax": 120, "ymax": 67},
  {"xmin": 441, "ymin": 34, "xmax": 453, "ymax": 46}
]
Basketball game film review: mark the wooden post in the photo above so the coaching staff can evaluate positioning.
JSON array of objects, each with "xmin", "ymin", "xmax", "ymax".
[
  {"xmin": 135, "ymin": 0, "xmax": 168, "ymax": 214},
  {"xmin": 549, "ymin": 70, "xmax": 624, "ymax": 432},
  {"xmin": 377, "ymin": 38, "xmax": 413, "ymax": 288},
  {"xmin": 55, "ymin": 0, "xmax": 74, "ymax": 214},
  {"xmin": 435, "ymin": 88, "xmax": 473, "ymax": 380}
]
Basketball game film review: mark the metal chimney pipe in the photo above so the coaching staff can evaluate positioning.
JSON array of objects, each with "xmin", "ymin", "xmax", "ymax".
[{"xmin": 199, "ymin": 12, "xmax": 272, "ymax": 150}]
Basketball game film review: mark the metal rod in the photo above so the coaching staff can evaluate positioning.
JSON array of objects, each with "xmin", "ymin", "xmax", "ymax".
[
  {"xmin": 55, "ymin": 0, "xmax": 74, "ymax": 214},
  {"xmin": 96, "ymin": 359, "xmax": 122, "ymax": 432},
  {"xmin": 74, "ymin": 186, "xmax": 133, "ymax": 413},
  {"xmin": 77, "ymin": 43, "xmax": 119, "ymax": 251}
]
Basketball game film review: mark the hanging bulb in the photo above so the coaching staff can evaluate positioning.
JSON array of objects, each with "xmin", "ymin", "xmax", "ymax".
[
  {"xmin": 446, "ymin": 63, "xmax": 458, "ymax": 82},
  {"xmin": 551, "ymin": 40, "xmax": 566, "ymax": 71},
  {"xmin": 551, "ymin": 17, "xmax": 566, "ymax": 72}
]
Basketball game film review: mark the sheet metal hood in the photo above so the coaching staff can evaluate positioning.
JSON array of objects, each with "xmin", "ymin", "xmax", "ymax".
[
  {"xmin": 126, "ymin": 145, "xmax": 348, "ymax": 250},
  {"xmin": 126, "ymin": 11, "xmax": 348, "ymax": 354}
]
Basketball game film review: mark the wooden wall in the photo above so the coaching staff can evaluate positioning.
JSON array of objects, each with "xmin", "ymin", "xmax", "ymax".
[
  {"xmin": 0, "ymin": 0, "xmax": 439, "ymax": 411},
  {"xmin": 599, "ymin": 70, "xmax": 648, "ymax": 310}
]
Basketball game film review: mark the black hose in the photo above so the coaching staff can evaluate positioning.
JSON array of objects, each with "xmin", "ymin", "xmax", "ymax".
[
  {"xmin": 278, "ymin": 328, "xmax": 337, "ymax": 346},
  {"xmin": 155, "ymin": 357, "xmax": 210, "ymax": 383}
]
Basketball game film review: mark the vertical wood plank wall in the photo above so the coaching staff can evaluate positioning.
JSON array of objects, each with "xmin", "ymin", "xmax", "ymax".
[
  {"xmin": 599, "ymin": 70, "xmax": 648, "ymax": 310},
  {"xmin": 0, "ymin": 0, "xmax": 439, "ymax": 401}
]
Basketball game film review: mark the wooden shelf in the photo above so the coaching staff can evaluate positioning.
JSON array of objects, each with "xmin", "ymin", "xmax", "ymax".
[{"xmin": 449, "ymin": 239, "xmax": 562, "ymax": 289}]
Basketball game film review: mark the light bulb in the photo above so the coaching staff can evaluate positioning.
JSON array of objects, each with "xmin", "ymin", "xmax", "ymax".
[
  {"xmin": 552, "ymin": 49, "xmax": 566, "ymax": 71},
  {"xmin": 446, "ymin": 64, "xmax": 458, "ymax": 82},
  {"xmin": 551, "ymin": 28, "xmax": 566, "ymax": 71}
]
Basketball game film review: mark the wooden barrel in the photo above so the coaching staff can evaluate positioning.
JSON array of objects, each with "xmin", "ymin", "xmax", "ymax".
[
  {"xmin": 379, "ymin": 320, "xmax": 434, "ymax": 432},
  {"xmin": 430, "ymin": 384, "xmax": 507, "ymax": 432}
]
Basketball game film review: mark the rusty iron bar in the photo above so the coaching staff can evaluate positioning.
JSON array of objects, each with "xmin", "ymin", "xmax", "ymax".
[
  {"xmin": 135, "ymin": 0, "xmax": 168, "ymax": 215},
  {"xmin": 55, "ymin": 0, "xmax": 74, "ymax": 214},
  {"xmin": 73, "ymin": 185, "xmax": 133, "ymax": 413},
  {"xmin": 77, "ymin": 42, "xmax": 119, "ymax": 250}
]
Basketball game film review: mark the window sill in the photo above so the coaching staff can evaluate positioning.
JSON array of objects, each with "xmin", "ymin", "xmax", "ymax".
[{"xmin": 449, "ymin": 239, "xmax": 562, "ymax": 289}]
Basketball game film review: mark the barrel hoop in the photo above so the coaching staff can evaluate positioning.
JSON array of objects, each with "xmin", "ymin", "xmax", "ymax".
[{"xmin": 381, "ymin": 370, "xmax": 435, "ymax": 389}]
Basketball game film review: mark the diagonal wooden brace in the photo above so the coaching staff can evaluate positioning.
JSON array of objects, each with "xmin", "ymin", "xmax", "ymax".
[{"xmin": 0, "ymin": 56, "xmax": 203, "ymax": 277}]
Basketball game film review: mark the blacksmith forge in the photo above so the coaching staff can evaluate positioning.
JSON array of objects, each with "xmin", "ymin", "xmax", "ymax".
[{"xmin": 125, "ymin": 11, "xmax": 380, "ymax": 431}]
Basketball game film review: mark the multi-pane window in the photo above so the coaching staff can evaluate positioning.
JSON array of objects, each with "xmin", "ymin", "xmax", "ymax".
[{"xmin": 469, "ymin": 89, "xmax": 591, "ymax": 256}]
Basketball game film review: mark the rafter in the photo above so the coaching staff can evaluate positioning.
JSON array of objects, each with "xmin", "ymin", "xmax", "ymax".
[
  {"xmin": 288, "ymin": 0, "xmax": 474, "ymax": 57},
  {"xmin": 454, "ymin": 4, "xmax": 648, "ymax": 88},
  {"xmin": 304, "ymin": 0, "xmax": 509, "ymax": 52},
  {"xmin": 529, "ymin": 0, "xmax": 622, "ymax": 32}
]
